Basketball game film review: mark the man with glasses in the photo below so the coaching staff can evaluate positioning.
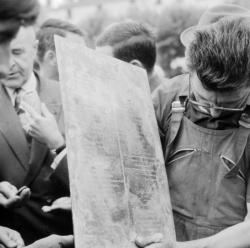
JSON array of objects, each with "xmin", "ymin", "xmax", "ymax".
[{"xmin": 150, "ymin": 5, "xmax": 250, "ymax": 243}]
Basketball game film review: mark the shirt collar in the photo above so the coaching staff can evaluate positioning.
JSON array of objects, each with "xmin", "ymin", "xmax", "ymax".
[
  {"xmin": 5, "ymin": 73, "xmax": 37, "ymax": 106},
  {"xmin": 21, "ymin": 72, "xmax": 37, "ymax": 93}
]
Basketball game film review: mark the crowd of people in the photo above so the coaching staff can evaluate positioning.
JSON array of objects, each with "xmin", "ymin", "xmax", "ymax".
[{"xmin": 1, "ymin": 0, "xmax": 250, "ymax": 248}]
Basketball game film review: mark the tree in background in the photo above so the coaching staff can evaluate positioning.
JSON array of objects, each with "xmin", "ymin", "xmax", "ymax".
[
  {"xmin": 79, "ymin": 4, "xmax": 115, "ymax": 48},
  {"xmin": 156, "ymin": 5, "xmax": 203, "ymax": 77},
  {"xmin": 79, "ymin": 2, "xmax": 158, "ymax": 48},
  {"xmin": 78, "ymin": 2, "xmax": 204, "ymax": 78},
  {"xmin": 225, "ymin": 0, "xmax": 250, "ymax": 9}
]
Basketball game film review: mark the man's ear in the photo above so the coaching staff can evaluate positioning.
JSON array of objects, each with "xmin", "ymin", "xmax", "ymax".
[
  {"xmin": 44, "ymin": 50, "xmax": 57, "ymax": 66},
  {"xmin": 130, "ymin": 59, "xmax": 144, "ymax": 69}
]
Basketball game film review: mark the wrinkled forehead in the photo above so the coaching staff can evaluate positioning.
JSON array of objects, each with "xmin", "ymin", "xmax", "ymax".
[{"xmin": 10, "ymin": 25, "xmax": 36, "ymax": 48}]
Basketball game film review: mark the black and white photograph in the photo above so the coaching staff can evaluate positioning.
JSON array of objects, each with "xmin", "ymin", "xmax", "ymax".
[{"xmin": 0, "ymin": 0, "xmax": 249, "ymax": 247}]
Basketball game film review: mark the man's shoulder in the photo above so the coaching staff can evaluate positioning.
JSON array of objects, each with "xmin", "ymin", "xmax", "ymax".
[
  {"xmin": 152, "ymin": 73, "xmax": 189, "ymax": 130},
  {"xmin": 152, "ymin": 73, "xmax": 189, "ymax": 111},
  {"xmin": 154, "ymin": 73, "xmax": 189, "ymax": 99}
]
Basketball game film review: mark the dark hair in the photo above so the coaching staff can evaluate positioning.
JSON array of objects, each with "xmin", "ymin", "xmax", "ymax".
[
  {"xmin": 36, "ymin": 18, "xmax": 85, "ymax": 62},
  {"xmin": 96, "ymin": 21, "xmax": 156, "ymax": 73},
  {"xmin": 187, "ymin": 17, "xmax": 250, "ymax": 92},
  {"xmin": 0, "ymin": 0, "xmax": 39, "ymax": 43},
  {"xmin": 0, "ymin": 0, "xmax": 39, "ymax": 23}
]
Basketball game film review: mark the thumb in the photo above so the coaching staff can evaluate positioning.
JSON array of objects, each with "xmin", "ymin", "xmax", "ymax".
[
  {"xmin": 0, "ymin": 232, "xmax": 17, "ymax": 248},
  {"xmin": 59, "ymin": 235, "xmax": 74, "ymax": 248},
  {"xmin": 42, "ymin": 205, "xmax": 55, "ymax": 213},
  {"xmin": 135, "ymin": 233, "xmax": 163, "ymax": 247},
  {"xmin": 41, "ymin": 103, "xmax": 52, "ymax": 117}
]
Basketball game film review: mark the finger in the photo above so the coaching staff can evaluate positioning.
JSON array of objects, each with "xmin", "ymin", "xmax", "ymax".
[
  {"xmin": 135, "ymin": 233, "xmax": 163, "ymax": 248},
  {"xmin": 0, "ymin": 193, "xmax": 9, "ymax": 207},
  {"xmin": 0, "ymin": 182, "xmax": 18, "ymax": 198},
  {"xmin": 41, "ymin": 103, "xmax": 52, "ymax": 118},
  {"xmin": 59, "ymin": 235, "xmax": 74, "ymax": 248},
  {"xmin": 28, "ymin": 129, "xmax": 39, "ymax": 138},
  {"xmin": 21, "ymin": 102, "xmax": 40, "ymax": 120},
  {"xmin": 42, "ymin": 204, "xmax": 64, "ymax": 213},
  {"xmin": 42, "ymin": 197, "xmax": 71, "ymax": 212},
  {"xmin": 42, "ymin": 205, "xmax": 55, "ymax": 213},
  {"xmin": 0, "ymin": 231, "xmax": 18, "ymax": 248},
  {"xmin": 52, "ymin": 197, "xmax": 71, "ymax": 208},
  {"xmin": 9, "ymin": 231, "xmax": 24, "ymax": 248},
  {"xmin": 5, "ymin": 196, "xmax": 23, "ymax": 209},
  {"xmin": 25, "ymin": 114, "xmax": 35, "ymax": 128},
  {"xmin": 19, "ymin": 188, "xmax": 31, "ymax": 203}
]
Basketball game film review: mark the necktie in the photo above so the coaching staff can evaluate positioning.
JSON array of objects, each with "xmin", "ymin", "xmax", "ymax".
[
  {"xmin": 14, "ymin": 89, "xmax": 38, "ymax": 144},
  {"xmin": 14, "ymin": 89, "xmax": 24, "ymax": 114}
]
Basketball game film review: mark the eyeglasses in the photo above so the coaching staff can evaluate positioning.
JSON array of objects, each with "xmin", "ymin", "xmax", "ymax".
[
  {"xmin": 188, "ymin": 74, "xmax": 247, "ymax": 113},
  {"xmin": 188, "ymin": 98, "xmax": 246, "ymax": 112}
]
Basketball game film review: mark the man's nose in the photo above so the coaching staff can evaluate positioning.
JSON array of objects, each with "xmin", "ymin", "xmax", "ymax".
[
  {"xmin": 8, "ymin": 54, "xmax": 16, "ymax": 68},
  {"xmin": 209, "ymin": 108, "xmax": 222, "ymax": 118}
]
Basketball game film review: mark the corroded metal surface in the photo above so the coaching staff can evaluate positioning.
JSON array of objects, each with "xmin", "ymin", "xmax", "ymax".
[{"xmin": 55, "ymin": 36, "xmax": 176, "ymax": 248}]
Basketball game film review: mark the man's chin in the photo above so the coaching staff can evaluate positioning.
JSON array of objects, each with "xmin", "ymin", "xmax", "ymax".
[
  {"xmin": 0, "ymin": 71, "xmax": 8, "ymax": 80},
  {"xmin": 0, "ymin": 80, "xmax": 23, "ymax": 89}
]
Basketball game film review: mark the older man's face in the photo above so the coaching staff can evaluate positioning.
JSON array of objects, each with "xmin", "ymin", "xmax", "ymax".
[
  {"xmin": 0, "ymin": 21, "xmax": 20, "ymax": 80},
  {"xmin": 0, "ymin": 26, "xmax": 37, "ymax": 89}
]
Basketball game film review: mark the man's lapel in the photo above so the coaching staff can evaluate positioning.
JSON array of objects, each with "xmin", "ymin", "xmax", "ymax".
[
  {"xmin": 0, "ymin": 85, "xmax": 30, "ymax": 169},
  {"xmin": 24, "ymin": 139, "xmax": 49, "ymax": 186}
]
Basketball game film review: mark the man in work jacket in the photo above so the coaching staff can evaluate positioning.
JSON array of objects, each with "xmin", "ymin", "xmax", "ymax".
[{"xmin": 151, "ymin": 8, "xmax": 250, "ymax": 242}]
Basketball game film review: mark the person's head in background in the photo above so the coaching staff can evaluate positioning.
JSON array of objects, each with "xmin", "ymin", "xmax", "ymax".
[
  {"xmin": 186, "ymin": 17, "xmax": 250, "ymax": 117},
  {"xmin": 0, "ymin": 0, "xmax": 39, "ymax": 80},
  {"xmin": 36, "ymin": 18, "xmax": 86, "ymax": 81},
  {"xmin": 96, "ymin": 21, "xmax": 157, "ymax": 92}
]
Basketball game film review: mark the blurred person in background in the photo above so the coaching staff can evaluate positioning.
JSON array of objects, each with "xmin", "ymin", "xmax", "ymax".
[
  {"xmin": 96, "ymin": 20, "xmax": 163, "ymax": 93},
  {"xmin": 34, "ymin": 18, "xmax": 87, "ymax": 139},
  {"xmin": 34, "ymin": 18, "xmax": 86, "ymax": 139},
  {"xmin": 36, "ymin": 18, "xmax": 86, "ymax": 82},
  {"xmin": 28, "ymin": 18, "xmax": 88, "ymax": 195}
]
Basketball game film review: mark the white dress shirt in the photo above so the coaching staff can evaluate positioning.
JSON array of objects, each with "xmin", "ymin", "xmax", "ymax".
[{"xmin": 5, "ymin": 73, "xmax": 41, "ymax": 133}]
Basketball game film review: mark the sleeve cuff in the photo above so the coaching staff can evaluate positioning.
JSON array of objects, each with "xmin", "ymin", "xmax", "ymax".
[{"xmin": 51, "ymin": 147, "xmax": 67, "ymax": 170}]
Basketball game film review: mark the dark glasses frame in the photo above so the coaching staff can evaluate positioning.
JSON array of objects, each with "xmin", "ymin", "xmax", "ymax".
[{"xmin": 188, "ymin": 74, "xmax": 246, "ymax": 112}]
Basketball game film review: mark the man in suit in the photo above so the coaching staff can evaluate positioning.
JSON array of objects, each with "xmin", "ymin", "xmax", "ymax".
[
  {"xmin": 0, "ymin": 20, "xmax": 73, "ymax": 246},
  {"xmin": 0, "ymin": 0, "xmax": 39, "ymax": 247},
  {"xmin": 35, "ymin": 18, "xmax": 87, "ymax": 138},
  {"xmin": 95, "ymin": 21, "xmax": 163, "ymax": 93},
  {"xmin": 36, "ymin": 18, "xmax": 86, "ymax": 82}
]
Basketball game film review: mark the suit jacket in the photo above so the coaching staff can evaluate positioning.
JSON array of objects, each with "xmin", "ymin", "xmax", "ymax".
[
  {"xmin": 0, "ymin": 77, "xmax": 72, "ymax": 245},
  {"xmin": 36, "ymin": 72, "xmax": 65, "ymax": 136},
  {"xmin": 36, "ymin": 73, "xmax": 69, "ymax": 191}
]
